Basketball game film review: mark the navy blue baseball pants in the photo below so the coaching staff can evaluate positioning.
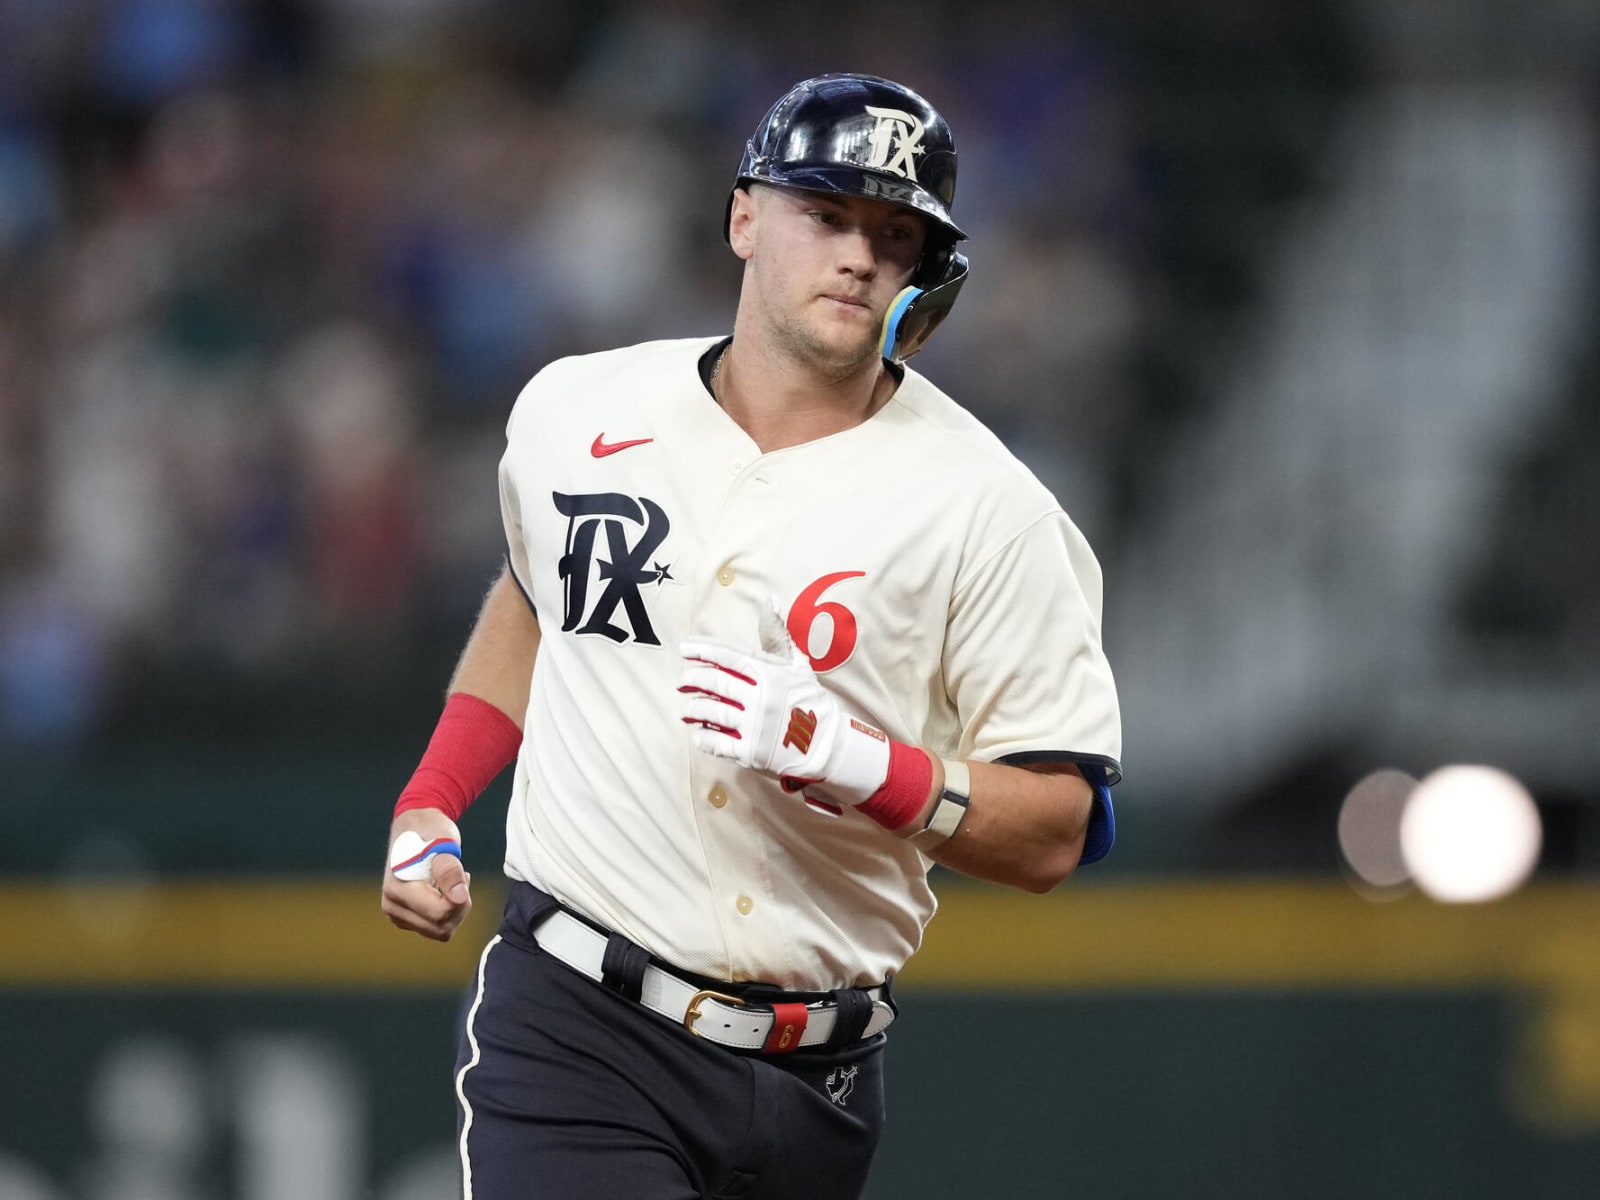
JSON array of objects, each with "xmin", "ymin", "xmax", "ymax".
[{"xmin": 453, "ymin": 883, "xmax": 888, "ymax": 1198}]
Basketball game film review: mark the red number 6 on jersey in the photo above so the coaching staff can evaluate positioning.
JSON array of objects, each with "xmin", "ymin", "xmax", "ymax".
[{"xmin": 787, "ymin": 571, "xmax": 866, "ymax": 673}]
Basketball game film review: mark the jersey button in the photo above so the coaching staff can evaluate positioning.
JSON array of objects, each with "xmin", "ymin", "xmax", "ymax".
[
  {"xmin": 730, "ymin": 459, "xmax": 744, "ymax": 474},
  {"xmin": 708, "ymin": 785, "xmax": 728, "ymax": 809},
  {"xmin": 716, "ymin": 566, "xmax": 736, "ymax": 587},
  {"xmin": 736, "ymin": 895, "xmax": 754, "ymax": 915}
]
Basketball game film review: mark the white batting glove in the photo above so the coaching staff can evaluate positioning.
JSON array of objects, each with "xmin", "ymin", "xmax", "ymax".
[{"xmin": 679, "ymin": 601, "xmax": 891, "ymax": 813}]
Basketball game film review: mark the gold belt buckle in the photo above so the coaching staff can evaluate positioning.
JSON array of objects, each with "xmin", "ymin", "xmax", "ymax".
[{"xmin": 683, "ymin": 988, "xmax": 745, "ymax": 1037}]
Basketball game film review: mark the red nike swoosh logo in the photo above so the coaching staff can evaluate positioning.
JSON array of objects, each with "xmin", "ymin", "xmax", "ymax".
[{"xmin": 591, "ymin": 433, "xmax": 654, "ymax": 458}]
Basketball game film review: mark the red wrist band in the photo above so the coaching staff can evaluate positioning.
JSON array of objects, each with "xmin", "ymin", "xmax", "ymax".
[
  {"xmin": 858, "ymin": 740, "xmax": 933, "ymax": 831},
  {"xmin": 393, "ymin": 692, "xmax": 523, "ymax": 822}
]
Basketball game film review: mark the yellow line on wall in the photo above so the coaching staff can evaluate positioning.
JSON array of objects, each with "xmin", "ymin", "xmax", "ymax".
[
  {"xmin": 904, "ymin": 879, "xmax": 1600, "ymax": 992},
  {"xmin": 0, "ymin": 881, "xmax": 501, "ymax": 990},
  {"xmin": 2, "ymin": 879, "xmax": 1598, "ymax": 991}
]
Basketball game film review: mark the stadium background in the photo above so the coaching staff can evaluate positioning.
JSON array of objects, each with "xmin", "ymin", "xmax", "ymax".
[{"xmin": 2, "ymin": 0, "xmax": 1599, "ymax": 1195}]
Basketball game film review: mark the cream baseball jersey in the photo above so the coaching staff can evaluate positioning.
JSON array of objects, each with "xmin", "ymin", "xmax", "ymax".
[{"xmin": 498, "ymin": 336, "xmax": 1121, "ymax": 991}]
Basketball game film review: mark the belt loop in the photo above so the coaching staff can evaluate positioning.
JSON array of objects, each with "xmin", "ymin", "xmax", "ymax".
[
  {"xmin": 516, "ymin": 881, "xmax": 562, "ymax": 931},
  {"xmin": 762, "ymin": 1002, "xmax": 810, "ymax": 1054},
  {"xmin": 600, "ymin": 932, "xmax": 650, "ymax": 1002},
  {"xmin": 824, "ymin": 986, "xmax": 873, "ymax": 1048}
]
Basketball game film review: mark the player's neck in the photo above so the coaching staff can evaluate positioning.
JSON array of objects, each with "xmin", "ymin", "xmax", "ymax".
[{"xmin": 713, "ymin": 338, "xmax": 894, "ymax": 454}]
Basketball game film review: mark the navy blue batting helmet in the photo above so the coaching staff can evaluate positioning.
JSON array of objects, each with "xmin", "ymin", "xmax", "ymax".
[{"xmin": 725, "ymin": 73, "xmax": 970, "ymax": 363}]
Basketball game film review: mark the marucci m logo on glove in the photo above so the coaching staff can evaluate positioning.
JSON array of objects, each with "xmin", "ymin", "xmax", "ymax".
[{"xmin": 783, "ymin": 707, "xmax": 817, "ymax": 753}]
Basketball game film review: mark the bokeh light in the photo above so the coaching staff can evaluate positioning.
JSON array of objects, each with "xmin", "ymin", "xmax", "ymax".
[
  {"xmin": 1338, "ymin": 768, "xmax": 1418, "ymax": 893},
  {"xmin": 1399, "ymin": 765, "xmax": 1543, "ymax": 903}
]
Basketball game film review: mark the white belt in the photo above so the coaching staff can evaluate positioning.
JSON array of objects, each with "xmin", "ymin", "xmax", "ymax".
[{"xmin": 531, "ymin": 908, "xmax": 895, "ymax": 1054}]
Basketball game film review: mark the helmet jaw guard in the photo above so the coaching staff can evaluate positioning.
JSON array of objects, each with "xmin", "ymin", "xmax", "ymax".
[
  {"xmin": 726, "ymin": 73, "xmax": 969, "ymax": 362},
  {"xmin": 879, "ymin": 250, "xmax": 968, "ymax": 364}
]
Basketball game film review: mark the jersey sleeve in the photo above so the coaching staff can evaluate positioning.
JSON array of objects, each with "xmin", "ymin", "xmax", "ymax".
[
  {"xmin": 943, "ymin": 510, "xmax": 1122, "ymax": 863},
  {"xmin": 499, "ymin": 392, "xmax": 538, "ymax": 615}
]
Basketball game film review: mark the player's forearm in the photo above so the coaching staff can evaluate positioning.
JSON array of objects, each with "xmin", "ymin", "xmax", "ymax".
[
  {"xmin": 446, "ymin": 567, "xmax": 542, "ymax": 725},
  {"xmin": 384, "ymin": 574, "xmax": 535, "ymax": 938},
  {"xmin": 390, "ymin": 568, "xmax": 536, "ymax": 827},
  {"xmin": 911, "ymin": 760, "xmax": 1093, "ymax": 893}
]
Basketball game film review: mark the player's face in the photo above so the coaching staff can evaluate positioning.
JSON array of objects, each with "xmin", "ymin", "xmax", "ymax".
[{"xmin": 732, "ymin": 185, "xmax": 928, "ymax": 374}]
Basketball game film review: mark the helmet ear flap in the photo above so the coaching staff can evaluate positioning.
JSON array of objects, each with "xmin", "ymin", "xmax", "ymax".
[{"xmin": 913, "ymin": 236, "xmax": 958, "ymax": 292}]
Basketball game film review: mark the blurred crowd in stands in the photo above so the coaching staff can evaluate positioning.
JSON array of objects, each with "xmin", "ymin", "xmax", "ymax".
[{"xmin": 0, "ymin": 0, "xmax": 1357, "ymax": 745}]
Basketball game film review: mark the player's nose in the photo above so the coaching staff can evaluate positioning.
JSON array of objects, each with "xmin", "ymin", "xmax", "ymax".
[{"xmin": 835, "ymin": 228, "xmax": 878, "ymax": 279}]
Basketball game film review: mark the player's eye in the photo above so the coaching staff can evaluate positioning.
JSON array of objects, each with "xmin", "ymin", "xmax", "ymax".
[{"xmin": 809, "ymin": 210, "xmax": 840, "ymax": 225}]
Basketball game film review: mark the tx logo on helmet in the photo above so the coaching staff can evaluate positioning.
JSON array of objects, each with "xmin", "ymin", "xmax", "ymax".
[
  {"xmin": 859, "ymin": 174, "xmax": 918, "ymax": 207},
  {"xmin": 863, "ymin": 106, "xmax": 925, "ymax": 181}
]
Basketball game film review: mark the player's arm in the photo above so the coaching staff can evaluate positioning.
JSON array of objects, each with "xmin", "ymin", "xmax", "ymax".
[
  {"xmin": 906, "ymin": 510, "xmax": 1117, "ymax": 891},
  {"xmin": 904, "ymin": 758, "xmax": 1092, "ymax": 893},
  {"xmin": 381, "ymin": 566, "xmax": 539, "ymax": 942},
  {"xmin": 443, "ymin": 565, "xmax": 543, "ymax": 718}
]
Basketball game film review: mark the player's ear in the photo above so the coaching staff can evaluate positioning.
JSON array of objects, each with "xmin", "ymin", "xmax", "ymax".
[{"xmin": 727, "ymin": 185, "xmax": 759, "ymax": 261}]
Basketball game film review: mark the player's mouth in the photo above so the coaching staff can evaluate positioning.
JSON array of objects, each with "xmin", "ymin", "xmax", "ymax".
[{"xmin": 820, "ymin": 292, "xmax": 874, "ymax": 315}]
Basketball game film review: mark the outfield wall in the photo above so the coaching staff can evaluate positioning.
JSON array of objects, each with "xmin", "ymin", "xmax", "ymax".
[{"xmin": 3, "ymin": 880, "xmax": 1598, "ymax": 1198}]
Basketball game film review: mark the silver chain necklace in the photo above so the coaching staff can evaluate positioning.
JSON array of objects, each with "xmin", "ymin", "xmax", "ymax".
[{"xmin": 709, "ymin": 342, "xmax": 728, "ymax": 405}]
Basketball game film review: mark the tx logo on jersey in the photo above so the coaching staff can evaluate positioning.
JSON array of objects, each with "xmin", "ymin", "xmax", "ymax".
[
  {"xmin": 825, "ymin": 1065, "xmax": 859, "ymax": 1107},
  {"xmin": 555, "ymin": 491, "xmax": 672, "ymax": 645},
  {"xmin": 863, "ymin": 106, "xmax": 925, "ymax": 181}
]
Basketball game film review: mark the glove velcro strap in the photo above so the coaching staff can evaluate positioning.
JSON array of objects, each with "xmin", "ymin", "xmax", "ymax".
[{"xmin": 858, "ymin": 740, "xmax": 933, "ymax": 831}]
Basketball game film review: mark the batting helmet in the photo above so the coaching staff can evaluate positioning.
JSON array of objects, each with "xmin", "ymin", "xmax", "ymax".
[{"xmin": 725, "ymin": 73, "xmax": 970, "ymax": 363}]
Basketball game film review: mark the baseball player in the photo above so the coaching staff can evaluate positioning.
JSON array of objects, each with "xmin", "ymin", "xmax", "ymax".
[{"xmin": 381, "ymin": 73, "xmax": 1121, "ymax": 1198}]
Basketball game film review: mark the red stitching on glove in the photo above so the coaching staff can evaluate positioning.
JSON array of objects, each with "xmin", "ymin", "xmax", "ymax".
[
  {"xmin": 393, "ymin": 692, "xmax": 523, "ymax": 821},
  {"xmin": 676, "ymin": 683, "xmax": 745, "ymax": 710},
  {"xmin": 681, "ymin": 716, "xmax": 742, "ymax": 739},
  {"xmin": 857, "ymin": 740, "xmax": 933, "ymax": 831},
  {"xmin": 682, "ymin": 656, "xmax": 757, "ymax": 686}
]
